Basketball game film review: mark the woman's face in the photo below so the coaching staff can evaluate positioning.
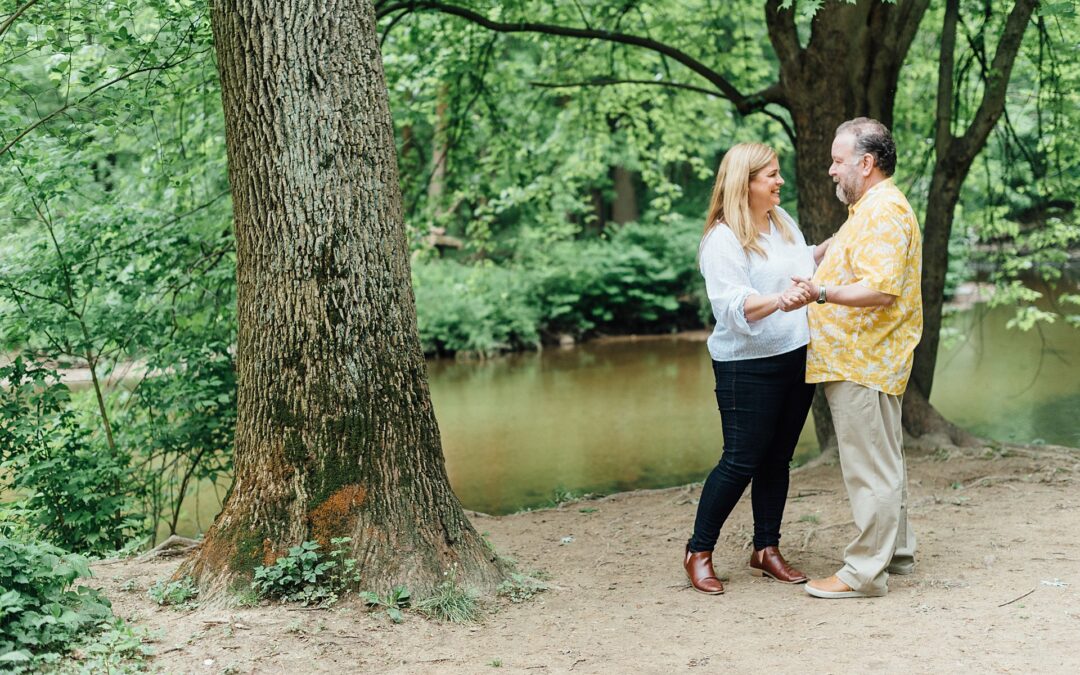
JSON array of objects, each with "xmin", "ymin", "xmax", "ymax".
[{"xmin": 748, "ymin": 158, "xmax": 783, "ymax": 213}]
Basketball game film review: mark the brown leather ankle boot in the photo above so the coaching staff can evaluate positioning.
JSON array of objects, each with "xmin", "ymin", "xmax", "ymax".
[
  {"xmin": 749, "ymin": 546, "xmax": 807, "ymax": 584},
  {"xmin": 684, "ymin": 544, "xmax": 725, "ymax": 594}
]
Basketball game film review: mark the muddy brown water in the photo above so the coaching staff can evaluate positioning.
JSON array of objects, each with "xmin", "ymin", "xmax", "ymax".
[{"xmin": 159, "ymin": 290, "xmax": 1080, "ymax": 537}]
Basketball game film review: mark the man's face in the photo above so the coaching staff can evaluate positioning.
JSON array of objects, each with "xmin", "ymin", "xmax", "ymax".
[{"xmin": 829, "ymin": 133, "xmax": 866, "ymax": 205}]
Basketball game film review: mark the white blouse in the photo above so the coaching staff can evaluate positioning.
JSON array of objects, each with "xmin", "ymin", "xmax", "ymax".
[{"xmin": 699, "ymin": 207, "xmax": 816, "ymax": 361}]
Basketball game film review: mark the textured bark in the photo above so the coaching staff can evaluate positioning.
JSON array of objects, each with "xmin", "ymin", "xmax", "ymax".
[{"xmin": 183, "ymin": 0, "xmax": 503, "ymax": 596}]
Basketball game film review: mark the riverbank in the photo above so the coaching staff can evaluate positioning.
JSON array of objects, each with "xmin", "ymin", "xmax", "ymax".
[{"xmin": 88, "ymin": 442, "xmax": 1080, "ymax": 673}]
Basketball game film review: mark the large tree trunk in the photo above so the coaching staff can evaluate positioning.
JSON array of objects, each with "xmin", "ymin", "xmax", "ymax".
[{"xmin": 183, "ymin": 0, "xmax": 503, "ymax": 597}]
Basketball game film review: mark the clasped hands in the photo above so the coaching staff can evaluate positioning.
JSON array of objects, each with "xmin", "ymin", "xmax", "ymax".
[{"xmin": 777, "ymin": 276, "xmax": 819, "ymax": 312}]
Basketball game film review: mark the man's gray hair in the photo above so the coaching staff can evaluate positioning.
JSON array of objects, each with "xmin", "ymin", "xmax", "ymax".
[{"xmin": 836, "ymin": 117, "xmax": 896, "ymax": 177}]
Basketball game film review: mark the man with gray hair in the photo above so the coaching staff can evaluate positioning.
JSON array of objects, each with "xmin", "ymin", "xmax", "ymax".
[{"xmin": 790, "ymin": 117, "xmax": 922, "ymax": 598}]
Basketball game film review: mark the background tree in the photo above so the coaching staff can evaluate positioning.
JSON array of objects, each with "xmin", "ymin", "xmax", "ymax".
[
  {"xmin": 375, "ymin": 0, "xmax": 1047, "ymax": 447},
  {"xmin": 181, "ymin": 0, "xmax": 503, "ymax": 594}
]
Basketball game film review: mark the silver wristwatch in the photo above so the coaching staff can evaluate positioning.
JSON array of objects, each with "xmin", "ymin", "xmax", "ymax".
[{"xmin": 816, "ymin": 285, "xmax": 827, "ymax": 304}]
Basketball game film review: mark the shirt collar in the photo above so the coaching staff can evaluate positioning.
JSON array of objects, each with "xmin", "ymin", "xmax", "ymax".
[{"xmin": 849, "ymin": 177, "xmax": 895, "ymax": 215}]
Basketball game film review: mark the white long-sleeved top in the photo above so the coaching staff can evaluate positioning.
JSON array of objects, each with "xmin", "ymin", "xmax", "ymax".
[{"xmin": 699, "ymin": 207, "xmax": 816, "ymax": 361}]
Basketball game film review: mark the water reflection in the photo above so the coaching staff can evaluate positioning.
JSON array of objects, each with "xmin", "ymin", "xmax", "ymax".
[
  {"xmin": 428, "ymin": 336, "xmax": 818, "ymax": 516},
  {"xmin": 154, "ymin": 286, "xmax": 1080, "ymax": 533},
  {"xmin": 432, "ymin": 296, "xmax": 1080, "ymax": 516}
]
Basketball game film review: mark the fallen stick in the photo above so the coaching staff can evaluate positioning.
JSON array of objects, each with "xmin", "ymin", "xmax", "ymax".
[{"xmin": 997, "ymin": 588, "xmax": 1036, "ymax": 608}]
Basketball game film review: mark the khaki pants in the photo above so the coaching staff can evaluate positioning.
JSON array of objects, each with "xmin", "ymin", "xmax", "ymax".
[{"xmin": 824, "ymin": 381, "xmax": 916, "ymax": 595}]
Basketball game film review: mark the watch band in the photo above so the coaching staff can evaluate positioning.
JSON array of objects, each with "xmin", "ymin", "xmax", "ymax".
[{"xmin": 816, "ymin": 285, "xmax": 827, "ymax": 304}]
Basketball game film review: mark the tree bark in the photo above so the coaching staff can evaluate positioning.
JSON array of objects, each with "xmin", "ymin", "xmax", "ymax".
[{"xmin": 183, "ymin": 0, "xmax": 504, "ymax": 596}]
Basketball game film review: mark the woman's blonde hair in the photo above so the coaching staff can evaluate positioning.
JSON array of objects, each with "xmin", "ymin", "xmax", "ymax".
[{"xmin": 703, "ymin": 143, "xmax": 793, "ymax": 257}]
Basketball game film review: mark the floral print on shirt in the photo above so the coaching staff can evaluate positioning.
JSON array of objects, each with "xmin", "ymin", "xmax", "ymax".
[{"xmin": 806, "ymin": 178, "xmax": 923, "ymax": 396}]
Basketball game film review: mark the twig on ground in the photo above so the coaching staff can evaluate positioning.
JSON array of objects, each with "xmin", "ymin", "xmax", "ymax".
[
  {"xmin": 801, "ymin": 520, "xmax": 854, "ymax": 550},
  {"xmin": 956, "ymin": 475, "xmax": 1024, "ymax": 490},
  {"xmin": 997, "ymin": 588, "xmax": 1036, "ymax": 607},
  {"xmin": 795, "ymin": 489, "xmax": 835, "ymax": 497}
]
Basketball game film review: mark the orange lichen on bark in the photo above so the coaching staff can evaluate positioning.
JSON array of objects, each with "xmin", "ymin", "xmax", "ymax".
[
  {"xmin": 308, "ymin": 484, "xmax": 367, "ymax": 547},
  {"xmin": 262, "ymin": 538, "xmax": 285, "ymax": 568}
]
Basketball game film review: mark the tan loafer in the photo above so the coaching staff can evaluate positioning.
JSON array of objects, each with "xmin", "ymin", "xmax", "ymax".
[{"xmin": 805, "ymin": 574, "xmax": 882, "ymax": 599}]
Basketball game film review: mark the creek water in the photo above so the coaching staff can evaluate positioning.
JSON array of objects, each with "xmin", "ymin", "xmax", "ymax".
[
  {"xmin": 161, "ymin": 285, "xmax": 1080, "ymax": 535},
  {"xmin": 432, "ymin": 298, "xmax": 1080, "ymax": 516}
]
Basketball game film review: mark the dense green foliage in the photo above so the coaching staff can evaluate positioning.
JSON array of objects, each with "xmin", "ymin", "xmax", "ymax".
[
  {"xmin": 0, "ymin": 2, "xmax": 234, "ymax": 551},
  {"xmin": 415, "ymin": 216, "xmax": 705, "ymax": 355},
  {"xmin": 0, "ymin": 537, "xmax": 114, "ymax": 669},
  {"xmin": 0, "ymin": 358, "xmax": 135, "ymax": 554}
]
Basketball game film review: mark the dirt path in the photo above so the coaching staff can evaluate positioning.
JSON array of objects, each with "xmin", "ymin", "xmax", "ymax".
[{"xmin": 90, "ymin": 444, "xmax": 1080, "ymax": 674}]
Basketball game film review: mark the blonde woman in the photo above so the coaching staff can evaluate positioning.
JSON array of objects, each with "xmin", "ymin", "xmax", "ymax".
[{"xmin": 683, "ymin": 143, "xmax": 830, "ymax": 595}]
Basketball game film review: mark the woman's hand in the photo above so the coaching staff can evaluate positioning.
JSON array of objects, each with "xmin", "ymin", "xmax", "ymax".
[{"xmin": 778, "ymin": 282, "xmax": 814, "ymax": 312}]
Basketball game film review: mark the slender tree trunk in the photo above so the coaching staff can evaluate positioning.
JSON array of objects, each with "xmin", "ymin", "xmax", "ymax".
[
  {"xmin": 611, "ymin": 165, "xmax": 639, "ymax": 224},
  {"xmin": 184, "ymin": 0, "xmax": 503, "ymax": 596},
  {"xmin": 901, "ymin": 0, "xmax": 1037, "ymax": 445},
  {"xmin": 428, "ymin": 83, "xmax": 449, "ymax": 216}
]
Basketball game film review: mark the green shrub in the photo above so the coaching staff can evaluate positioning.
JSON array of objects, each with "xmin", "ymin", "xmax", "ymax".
[
  {"xmin": 359, "ymin": 585, "xmax": 411, "ymax": 623},
  {"xmin": 531, "ymin": 217, "xmax": 702, "ymax": 337},
  {"xmin": 0, "ymin": 359, "xmax": 136, "ymax": 555},
  {"xmin": 147, "ymin": 577, "xmax": 198, "ymax": 609},
  {"xmin": 413, "ymin": 259, "xmax": 541, "ymax": 356},
  {"xmin": 251, "ymin": 538, "xmax": 360, "ymax": 606},
  {"xmin": 411, "ymin": 216, "xmax": 706, "ymax": 357},
  {"xmin": 0, "ymin": 537, "xmax": 115, "ymax": 669},
  {"xmin": 116, "ymin": 341, "xmax": 236, "ymax": 540}
]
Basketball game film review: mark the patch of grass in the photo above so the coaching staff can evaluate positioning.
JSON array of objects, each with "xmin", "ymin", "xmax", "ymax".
[
  {"xmin": 147, "ymin": 576, "xmax": 198, "ymax": 609},
  {"xmin": 798, "ymin": 514, "xmax": 820, "ymax": 524},
  {"xmin": 232, "ymin": 588, "xmax": 259, "ymax": 607},
  {"xmin": 547, "ymin": 487, "xmax": 581, "ymax": 507},
  {"xmin": 578, "ymin": 507, "xmax": 598, "ymax": 514},
  {"xmin": 497, "ymin": 572, "xmax": 549, "ymax": 604},
  {"xmin": 416, "ymin": 568, "xmax": 479, "ymax": 623},
  {"xmin": 488, "ymin": 659, "xmax": 503, "ymax": 667},
  {"xmin": 284, "ymin": 620, "xmax": 305, "ymax": 635}
]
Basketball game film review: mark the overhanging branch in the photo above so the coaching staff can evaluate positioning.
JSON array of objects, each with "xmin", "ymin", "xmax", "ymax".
[
  {"xmin": 377, "ymin": 1, "xmax": 785, "ymax": 115},
  {"xmin": 955, "ymin": 0, "xmax": 1038, "ymax": 163}
]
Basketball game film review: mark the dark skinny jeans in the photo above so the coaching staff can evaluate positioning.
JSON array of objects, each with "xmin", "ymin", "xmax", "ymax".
[{"xmin": 689, "ymin": 345, "xmax": 815, "ymax": 553}]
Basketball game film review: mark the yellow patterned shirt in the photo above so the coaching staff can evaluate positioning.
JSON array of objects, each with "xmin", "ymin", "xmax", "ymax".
[{"xmin": 806, "ymin": 178, "xmax": 923, "ymax": 396}]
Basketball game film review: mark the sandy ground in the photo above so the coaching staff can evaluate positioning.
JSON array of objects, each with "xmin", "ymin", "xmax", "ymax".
[{"xmin": 88, "ymin": 443, "xmax": 1080, "ymax": 674}]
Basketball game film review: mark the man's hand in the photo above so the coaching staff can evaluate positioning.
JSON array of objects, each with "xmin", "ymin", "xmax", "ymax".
[
  {"xmin": 791, "ymin": 276, "xmax": 818, "ymax": 297},
  {"xmin": 791, "ymin": 275, "xmax": 897, "ymax": 308}
]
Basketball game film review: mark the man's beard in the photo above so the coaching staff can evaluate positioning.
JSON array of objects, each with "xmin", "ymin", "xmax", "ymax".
[{"xmin": 835, "ymin": 173, "xmax": 864, "ymax": 205}]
